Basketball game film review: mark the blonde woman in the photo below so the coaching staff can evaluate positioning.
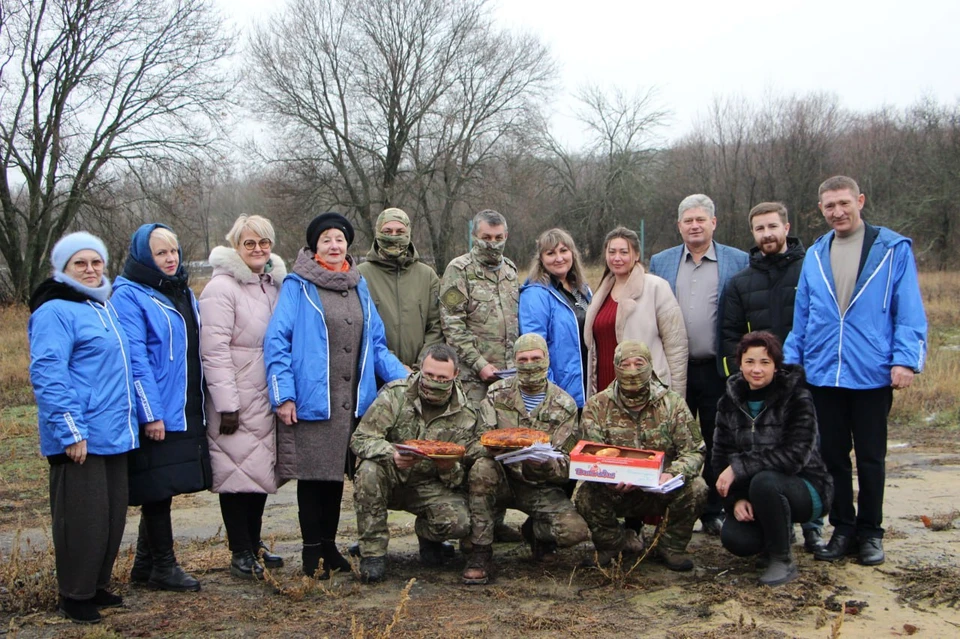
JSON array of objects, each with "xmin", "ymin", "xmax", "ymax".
[
  {"xmin": 112, "ymin": 224, "xmax": 211, "ymax": 592},
  {"xmin": 199, "ymin": 215, "xmax": 287, "ymax": 579},
  {"xmin": 519, "ymin": 228, "xmax": 593, "ymax": 408}
]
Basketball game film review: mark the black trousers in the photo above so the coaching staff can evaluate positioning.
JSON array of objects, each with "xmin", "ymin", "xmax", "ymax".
[
  {"xmin": 219, "ymin": 493, "xmax": 268, "ymax": 552},
  {"xmin": 50, "ymin": 454, "xmax": 128, "ymax": 599},
  {"xmin": 720, "ymin": 470, "xmax": 814, "ymax": 559},
  {"xmin": 686, "ymin": 359, "xmax": 726, "ymax": 521},
  {"xmin": 297, "ymin": 480, "xmax": 345, "ymax": 545},
  {"xmin": 809, "ymin": 385, "xmax": 892, "ymax": 539}
]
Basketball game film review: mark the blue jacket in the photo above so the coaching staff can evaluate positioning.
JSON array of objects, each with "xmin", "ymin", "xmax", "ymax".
[
  {"xmin": 784, "ymin": 224, "xmax": 927, "ymax": 389},
  {"xmin": 264, "ymin": 273, "xmax": 408, "ymax": 421},
  {"xmin": 29, "ymin": 298, "xmax": 138, "ymax": 456},
  {"xmin": 649, "ymin": 241, "xmax": 749, "ymax": 371},
  {"xmin": 518, "ymin": 280, "xmax": 592, "ymax": 407},
  {"xmin": 110, "ymin": 276, "xmax": 204, "ymax": 432}
]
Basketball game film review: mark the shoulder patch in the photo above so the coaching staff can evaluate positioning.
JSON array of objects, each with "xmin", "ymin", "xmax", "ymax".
[{"xmin": 440, "ymin": 287, "xmax": 467, "ymax": 308}]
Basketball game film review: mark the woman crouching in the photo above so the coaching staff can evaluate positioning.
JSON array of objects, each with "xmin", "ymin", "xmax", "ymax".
[{"xmin": 713, "ymin": 331, "xmax": 833, "ymax": 586}]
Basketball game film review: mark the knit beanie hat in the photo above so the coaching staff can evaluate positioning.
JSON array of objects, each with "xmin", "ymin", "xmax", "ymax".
[
  {"xmin": 50, "ymin": 232, "xmax": 109, "ymax": 273},
  {"xmin": 307, "ymin": 212, "xmax": 355, "ymax": 252}
]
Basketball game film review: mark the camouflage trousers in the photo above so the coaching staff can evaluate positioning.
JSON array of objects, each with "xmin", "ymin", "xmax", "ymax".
[
  {"xmin": 353, "ymin": 459, "xmax": 470, "ymax": 558},
  {"xmin": 575, "ymin": 476, "xmax": 707, "ymax": 553},
  {"xmin": 468, "ymin": 457, "xmax": 589, "ymax": 547}
]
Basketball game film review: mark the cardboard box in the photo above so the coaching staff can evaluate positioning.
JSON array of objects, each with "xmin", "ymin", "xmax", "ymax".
[{"xmin": 569, "ymin": 441, "xmax": 665, "ymax": 487}]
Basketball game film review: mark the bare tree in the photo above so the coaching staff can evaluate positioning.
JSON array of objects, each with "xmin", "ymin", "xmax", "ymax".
[
  {"xmin": 0, "ymin": 0, "xmax": 234, "ymax": 301},
  {"xmin": 247, "ymin": 0, "xmax": 555, "ymax": 267}
]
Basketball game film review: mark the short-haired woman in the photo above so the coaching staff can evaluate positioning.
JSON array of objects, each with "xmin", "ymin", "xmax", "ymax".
[
  {"xmin": 29, "ymin": 232, "xmax": 137, "ymax": 624},
  {"xmin": 199, "ymin": 215, "xmax": 286, "ymax": 579},
  {"xmin": 713, "ymin": 331, "xmax": 833, "ymax": 586},
  {"xmin": 519, "ymin": 228, "xmax": 593, "ymax": 408},
  {"xmin": 112, "ymin": 224, "xmax": 212, "ymax": 592},
  {"xmin": 264, "ymin": 212, "xmax": 408, "ymax": 579}
]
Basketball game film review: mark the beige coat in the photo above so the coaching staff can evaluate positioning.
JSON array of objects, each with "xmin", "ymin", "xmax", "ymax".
[
  {"xmin": 199, "ymin": 246, "xmax": 286, "ymax": 493},
  {"xmin": 584, "ymin": 263, "xmax": 688, "ymax": 398}
]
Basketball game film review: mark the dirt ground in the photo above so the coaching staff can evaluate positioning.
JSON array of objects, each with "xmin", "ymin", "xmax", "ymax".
[{"xmin": 2, "ymin": 430, "xmax": 960, "ymax": 639}]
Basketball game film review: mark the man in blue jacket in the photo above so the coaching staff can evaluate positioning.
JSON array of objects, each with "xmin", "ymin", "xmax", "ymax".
[
  {"xmin": 650, "ymin": 194, "xmax": 749, "ymax": 536},
  {"xmin": 784, "ymin": 176, "xmax": 927, "ymax": 566}
]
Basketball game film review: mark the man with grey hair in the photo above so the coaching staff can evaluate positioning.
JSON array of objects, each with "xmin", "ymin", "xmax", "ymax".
[
  {"xmin": 649, "ymin": 194, "xmax": 748, "ymax": 536},
  {"xmin": 439, "ymin": 209, "xmax": 521, "ymax": 543}
]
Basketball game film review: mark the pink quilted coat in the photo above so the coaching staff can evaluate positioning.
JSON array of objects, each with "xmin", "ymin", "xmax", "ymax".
[{"xmin": 199, "ymin": 246, "xmax": 287, "ymax": 494}]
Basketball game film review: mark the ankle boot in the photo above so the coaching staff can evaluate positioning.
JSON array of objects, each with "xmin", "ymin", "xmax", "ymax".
[
  {"xmin": 318, "ymin": 540, "xmax": 351, "ymax": 579},
  {"xmin": 759, "ymin": 556, "xmax": 799, "ymax": 586},
  {"xmin": 230, "ymin": 550, "xmax": 265, "ymax": 580},
  {"xmin": 130, "ymin": 517, "xmax": 152, "ymax": 584},
  {"xmin": 145, "ymin": 511, "xmax": 201, "ymax": 592},
  {"xmin": 302, "ymin": 542, "xmax": 323, "ymax": 578},
  {"xmin": 256, "ymin": 541, "xmax": 284, "ymax": 569}
]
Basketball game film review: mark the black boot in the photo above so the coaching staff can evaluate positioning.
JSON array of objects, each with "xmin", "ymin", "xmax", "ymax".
[
  {"xmin": 130, "ymin": 517, "xmax": 152, "ymax": 584},
  {"xmin": 145, "ymin": 511, "xmax": 201, "ymax": 592},
  {"xmin": 58, "ymin": 596, "xmax": 101, "ymax": 624},
  {"xmin": 256, "ymin": 541, "xmax": 284, "ymax": 569},
  {"xmin": 317, "ymin": 540, "xmax": 351, "ymax": 580},
  {"xmin": 230, "ymin": 550, "xmax": 265, "ymax": 580},
  {"xmin": 418, "ymin": 536, "xmax": 446, "ymax": 567},
  {"xmin": 302, "ymin": 542, "xmax": 323, "ymax": 578}
]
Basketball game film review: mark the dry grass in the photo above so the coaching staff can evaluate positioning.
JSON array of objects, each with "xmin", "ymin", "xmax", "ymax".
[
  {"xmin": 893, "ymin": 564, "xmax": 960, "ymax": 608},
  {"xmin": 0, "ymin": 527, "xmax": 56, "ymax": 615},
  {"xmin": 0, "ymin": 305, "xmax": 32, "ymax": 408}
]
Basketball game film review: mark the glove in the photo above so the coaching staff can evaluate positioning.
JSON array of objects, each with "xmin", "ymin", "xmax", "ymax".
[{"xmin": 219, "ymin": 411, "xmax": 240, "ymax": 435}]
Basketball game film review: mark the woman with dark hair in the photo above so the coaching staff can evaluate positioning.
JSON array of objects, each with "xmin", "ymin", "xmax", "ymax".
[
  {"xmin": 584, "ymin": 226, "xmax": 687, "ymax": 397},
  {"xmin": 29, "ymin": 232, "xmax": 137, "ymax": 624},
  {"xmin": 519, "ymin": 228, "xmax": 593, "ymax": 408},
  {"xmin": 713, "ymin": 331, "xmax": 833, "ymax": 586},
  {"xmin": 264, "ymin": 212, "xmax": 408, "ymax": 579},
  {"xmin": 111, "ymin": 224, "xmax": 212, "ymax": 593}
]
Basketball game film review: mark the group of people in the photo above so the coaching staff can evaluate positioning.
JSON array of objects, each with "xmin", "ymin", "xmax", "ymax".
[{"xmin": 28, "ymin": 175, "xmax": 927, "ymax": 624}]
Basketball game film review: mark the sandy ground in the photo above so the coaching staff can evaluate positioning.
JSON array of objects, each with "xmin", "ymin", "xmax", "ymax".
[{"xmin": 2, "ymin": 441, "xmax": 959, "ymax": 638}]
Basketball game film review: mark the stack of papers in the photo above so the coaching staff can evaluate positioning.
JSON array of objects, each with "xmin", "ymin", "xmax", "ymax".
[
  {"xmin": 394, "ymin": 444, "xmax": 429, "ymax": 457},
  {"xmin": 494, "ymin": 442, "xmax": 563, "ymax": 464},
  {"xmin": 638, "ymin": 474, "xmax": 684, "ymax": 493}
]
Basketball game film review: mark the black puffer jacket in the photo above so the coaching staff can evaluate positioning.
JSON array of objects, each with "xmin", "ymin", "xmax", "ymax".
[
  {"xmin": 712, "ymin": 365, "xmax": 832, "ymax": 513},
  {"xmin": 720, "ymin": 237, "xmax": 804, "ymax": 375}
]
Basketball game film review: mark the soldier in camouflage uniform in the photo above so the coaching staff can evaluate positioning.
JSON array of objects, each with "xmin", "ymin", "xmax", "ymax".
[
  {"xmin": 576, "ymin": 340, "xmax": 707, "ymax": 571},
  {"xmin": 350, "ymin": 344, "xmax": 481, "ymax": 583},
  {"xmin": 462, "ymin": 334, "xmax": 589, "ymax": 585},
  {"xmin": 439, "ymin": 209, "xmax": 519, "ymax": 405}
]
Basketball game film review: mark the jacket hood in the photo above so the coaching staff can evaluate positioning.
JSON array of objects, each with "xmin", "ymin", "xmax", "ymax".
[
  {"xmin": 813, "ymin": 222, "xmax": 911, "ymax": 253},
  {"xmin": 128, "ymin": 223, "xmax": 183, "ymax": 271},
  {"xmin": 724, "ymin": 364, "xmax": 806, "ymax": 407},
  {"xmin": 748, "ymin": 236, "xmax": 805, "ymax": 270},
  {"xmin": 363, "ymin": 241, "xmax": 422, "ymax": 270},
  {"xmin": 208, "ymin": 246, "xmax": 288, "ymax": 285},
  {"xmin": 29, "ymin": 278, "xmax": 95, "ymax": 312}
]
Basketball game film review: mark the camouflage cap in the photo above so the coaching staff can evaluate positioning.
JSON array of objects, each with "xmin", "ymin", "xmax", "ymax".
[
  {"xmin": 614, "ymin": 340, "xmax": 652, "ymax": 366},
  {"xmin": 515, "ymin": 333, "xmax": 549, "ymax": 361},
  {"xmin": 376, "ymin": 207, "xmax": 410, "ymax": 232}
]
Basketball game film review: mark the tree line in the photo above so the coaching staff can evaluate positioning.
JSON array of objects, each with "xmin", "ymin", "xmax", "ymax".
[{"xmin": 2, "ymin": 0, "xmax": 959, "ymax": 303}]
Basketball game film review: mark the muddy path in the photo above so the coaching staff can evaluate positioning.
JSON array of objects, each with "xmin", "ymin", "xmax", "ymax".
[{"xmin": 3, "ymin": 444, "xmax": 960, "ymax": 638}]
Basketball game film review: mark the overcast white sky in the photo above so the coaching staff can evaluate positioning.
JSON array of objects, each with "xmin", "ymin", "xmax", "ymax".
[{"xmin": 218, "ymin": 0, "xmax": 960, "ymax": 148}]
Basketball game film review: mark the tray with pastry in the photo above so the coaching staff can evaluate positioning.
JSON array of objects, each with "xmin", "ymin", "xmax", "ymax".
[
  {"xmin": 395, "ymin": 439, "xmax": 466, "ymax": 460},
  {"xmin": 568, "ymin": 441, "xmax": 665, "ymax": 486}
]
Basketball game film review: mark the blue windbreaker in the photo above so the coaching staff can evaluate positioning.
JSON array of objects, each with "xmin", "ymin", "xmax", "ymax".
[
  {"xmin": 29, "ymin": 299, "xmax": 138, "ymax": 456},
  {"xmin": 264, "ymin": 273, "xmax": 408, "ymax": 420},
  {"xmin": 518, "ymin": 280, "xmax": 593, "ymax": 407},
  {"xmin": 784, "ymin": 225, "xmax": 927, "ymax": 389},
  {"xmin": 110, "ymin": 277, "xmax": 204, "ymax": 431}
]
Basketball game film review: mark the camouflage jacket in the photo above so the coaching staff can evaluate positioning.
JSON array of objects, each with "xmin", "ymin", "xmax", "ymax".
[
  {"xmin": 477, "ymin": 377, "xmax": 579, "ymax": 486},
  {"xmin": 439, "ymin": 251, "xmax": 519, "ymax": 383},
  {"xmin": 580, "ymin": 381, "xmax": 705, "ymax": 480},
  {"xmin": 350, "ymin": 374, "xmax": 481, "ymax": 488}
]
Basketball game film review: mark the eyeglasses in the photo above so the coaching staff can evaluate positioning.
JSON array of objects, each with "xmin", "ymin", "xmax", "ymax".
[{"xmin": 242, "ymin": 238, "xmax": 273, "ymax": 251}]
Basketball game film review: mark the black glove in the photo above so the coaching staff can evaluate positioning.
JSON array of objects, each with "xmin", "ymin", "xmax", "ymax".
[{"xmin": 219, "ymin": 411, "xmax": 240, "ymax": 435}]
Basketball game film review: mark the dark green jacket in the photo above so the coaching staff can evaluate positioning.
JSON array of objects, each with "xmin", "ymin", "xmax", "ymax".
[{"xmin": 357, "ymin": 242, "xmax": 443, "ymax": 368}]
